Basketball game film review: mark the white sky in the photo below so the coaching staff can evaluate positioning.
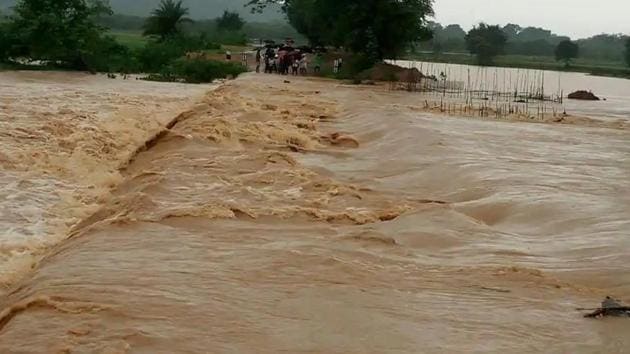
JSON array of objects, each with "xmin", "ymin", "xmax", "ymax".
[{"xmin": 433, "ymin": 0, "xmax": 629, "ymax": 39}]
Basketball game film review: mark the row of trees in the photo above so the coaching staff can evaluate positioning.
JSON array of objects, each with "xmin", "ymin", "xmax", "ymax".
[
  {"xmin": 462, "ymin": 23, "xmax": 628, "ymax": 67},
  {"xmin": 423, "ymin": 22, "xmax": 630, "ymax": 65},
  {"xmin": 428, "ymin": 23, "xmax": 570, "ymax": 56}
]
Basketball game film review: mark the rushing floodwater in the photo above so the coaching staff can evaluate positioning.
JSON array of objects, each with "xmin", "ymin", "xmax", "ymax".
[{"xmin": 0, "ymin": 70, "xmax": 629, "ymax": 353}]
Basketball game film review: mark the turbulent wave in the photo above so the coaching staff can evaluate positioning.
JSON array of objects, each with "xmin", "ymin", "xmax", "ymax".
[{"xmin": 0, "ymin": 72, "xmax": 210, "ymax": 289}]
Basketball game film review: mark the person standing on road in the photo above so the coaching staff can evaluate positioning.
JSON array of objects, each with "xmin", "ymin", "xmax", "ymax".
[
  {"xmin": 241, "ymin": 52, "xmax": 248, "ymax": 68},
  {"xmin": 292, "ymin": 57, "xmax": 299, "ymax": 76},
  {"xmin": 255, "ymin": 49, "xmax": 262, "ymax": 73}
]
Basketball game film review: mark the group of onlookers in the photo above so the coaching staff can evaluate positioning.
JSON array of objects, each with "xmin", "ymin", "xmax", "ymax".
[
  {"xmin": 225, "ymin": 42, "xmax": 343, "ymax": 76},
  {"xmin": 253, "ymin": 47, "xmax": 332, "ymax": 76}
]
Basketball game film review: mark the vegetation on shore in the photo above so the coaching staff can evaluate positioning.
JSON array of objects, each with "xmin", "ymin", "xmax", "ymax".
[
  {"xmin": 420, "ymin": 22, "xmax": 629, "ymax": 64},
  {"xmin": 413, "ymin": 21, "xmax": 630, "ymax": 78},
  {"xmin": 0, "ymin": 0, "xmax": 247, "ymax": 83}
]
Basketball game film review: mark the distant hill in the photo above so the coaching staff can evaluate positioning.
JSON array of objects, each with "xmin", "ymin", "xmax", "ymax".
[{"xmin": 0, "ymin": 0, "xmax": 284, "ymax": 21}]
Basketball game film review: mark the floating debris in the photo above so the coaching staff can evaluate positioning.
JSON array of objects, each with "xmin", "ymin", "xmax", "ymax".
[{"xmin": 582, "ymin": 297, "xmax": 630, "ymax": 318}]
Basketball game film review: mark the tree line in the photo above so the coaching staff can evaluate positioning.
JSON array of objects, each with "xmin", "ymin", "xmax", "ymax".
[
  {"xmin": 1, "ymin": 0, "xmax": 629, "ymax": 75},
  {"xmin": 97, "ymin": 13, "xmax": 303, "ymax": 43},
  {"xmin": 422, "ymin": 22, "xmax": 630, "ymax": 66}
]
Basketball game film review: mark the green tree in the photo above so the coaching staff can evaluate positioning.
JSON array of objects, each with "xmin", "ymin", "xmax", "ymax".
[
  {"xmin": 502, "ymin": 23, "xmax": 522, "ymax": 40},
  {"xmin": 143, "ymin": 0, "xmax": 192, "ymax": 40},
  {"xmin": 247, "ymin": 0, "xmax": 433, "ymax": 62},
  {"xmin": 423, "ymin": 23, "xmax": 466, "ymax": 53},
  {"xmin": 7, "ymin": 0, "xmax": 111, "ymax": 68},
  {"xmin": 465, "ymin": 23, "xmax": 507, "ymax": 65},
  {"xmin": 555, "ymin": 39, "xmax": 579, "ymax": 68},
  {"xmin": 625, "ymin": 38, "xmax": 630, "ymax": 67},
  {"xmin": 216, "ymin": 10, "xmax": 245, "ymax": 32}
]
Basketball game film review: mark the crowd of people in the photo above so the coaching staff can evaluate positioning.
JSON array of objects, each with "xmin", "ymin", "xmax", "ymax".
[
  {"xmin": 253, "ymin": 47, "xmax": 316, "ymax": 76},
  {"xmin": 249, "ymin": 41, "xmax": 342, "ymax": 76},
  {"xmin": 225, "ymin": 39, "xmax": 345, "ymax": 76}
]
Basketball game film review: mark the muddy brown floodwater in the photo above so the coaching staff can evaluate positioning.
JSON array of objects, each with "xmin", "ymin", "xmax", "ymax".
[{"xmin": 0, "ymin": 71, "xmax": 629, "ymax": 353}]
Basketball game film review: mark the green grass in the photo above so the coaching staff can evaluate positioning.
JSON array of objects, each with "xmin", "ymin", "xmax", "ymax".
[
  {"xmin": 404, "ymin": 52, "xmax": 630, "ymax": 79},
  {"xmin": 109, "ymin": 31, "xmax": 148, "ymax": 50}
]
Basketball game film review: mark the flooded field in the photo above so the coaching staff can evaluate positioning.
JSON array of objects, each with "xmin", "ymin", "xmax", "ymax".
[
  {"xmin": 392, "ymin": 60, "xmax": 630, "ymax": 121},
  {"xmin": 0, "ymin": 71, "xmax": 629, "ymax": 353}
]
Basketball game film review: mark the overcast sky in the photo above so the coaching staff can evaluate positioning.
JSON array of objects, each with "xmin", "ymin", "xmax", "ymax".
[{"xmin": 433, "ymin": 0, "xmax": 629, "ymax": 39}]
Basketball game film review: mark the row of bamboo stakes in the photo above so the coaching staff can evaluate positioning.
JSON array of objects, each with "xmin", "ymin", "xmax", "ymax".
[{"xmin": 389, "ymin": 61, "xmax": 567, "ymax": 120}]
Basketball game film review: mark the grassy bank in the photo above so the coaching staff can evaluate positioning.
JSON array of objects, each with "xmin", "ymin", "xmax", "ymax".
[{"xmin": 404, "ymin": 52, "xmax": 630, "ymax": 79}]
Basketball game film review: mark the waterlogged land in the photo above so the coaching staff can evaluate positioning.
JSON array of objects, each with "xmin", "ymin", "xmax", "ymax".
[{"xmin": 0, "ymin": 72, "xmax": 629, "ymax": 353}]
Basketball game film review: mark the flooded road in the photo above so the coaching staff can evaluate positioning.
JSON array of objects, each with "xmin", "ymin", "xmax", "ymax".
[{"xmin": 1, "ymin": 72, "xmax": 629, "ymax": 353}]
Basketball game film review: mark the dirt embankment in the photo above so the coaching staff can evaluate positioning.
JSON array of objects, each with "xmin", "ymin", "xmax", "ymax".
[
  {"xmin": 568, "ymin": 90, "xmax": 600, "ymax": 101},
  {"xmin": 358, "ymin": 62, "xmax": 428, "ymax": 82}
]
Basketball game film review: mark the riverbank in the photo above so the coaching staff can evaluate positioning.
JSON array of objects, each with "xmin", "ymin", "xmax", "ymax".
[
  {"xmin": 1, "ymin": 72, "xmax": 628, "ymax": 352},
  {"xmin": 405, "ymin": 52, "xmax": 630, "ymax": 80}
]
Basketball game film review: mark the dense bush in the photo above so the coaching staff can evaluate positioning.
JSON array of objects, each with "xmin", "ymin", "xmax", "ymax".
[{"xmin": 149, "ymin": 58, "xmax": 246, "ymax": 83}]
